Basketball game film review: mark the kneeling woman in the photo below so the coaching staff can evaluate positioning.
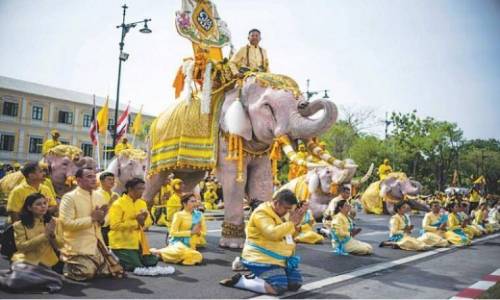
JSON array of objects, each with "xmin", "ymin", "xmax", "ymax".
[
  {"xmin": 108, "ymin": 178, "xmax": 159, "ymax": 272},
  {"xmin": 330, "ymin": 200, "xmax": 372, "ymax": 255},
  {"xmin": 151, "ymin": 193, "xmax": 203, "ymax": 265},
  {"xmin": 380, "ymin": 202, "xmax": 430, "ymax": 251},
  {"xmin": 444, "ymin": 202, "xmax": 471, "ymax": 246},
  {"xmin": 5, "ymin": 193, "xmax": 64, "ymax": 292}
]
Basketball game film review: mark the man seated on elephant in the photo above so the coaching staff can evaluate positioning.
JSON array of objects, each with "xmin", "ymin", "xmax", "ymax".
[
  {"xmin": 229, "ymin": 28, "xmax": 270, "ymax": 77},
  {"xmin": 220, "ymin": 190, "xmax": 307, "ymax": 295},
  {"xmin": 114, "ymin": 137, "xmax": 133, "ymax": 156},
  {"xmin": 7, "ymin": 161, "xmax": 58, "ymax": 223}
]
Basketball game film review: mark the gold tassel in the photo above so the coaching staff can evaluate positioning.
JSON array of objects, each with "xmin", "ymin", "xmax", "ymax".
[
  {"xmin": 269, "ymin": 135, "xmax": 291, "ymax": 183},
  {"xmin": 236, "ymin": 136, "xmax": 244, "ymax": 182},
  {"xmin": 226, "ymin": 134, "xmax": 244, "ymax": 183}
]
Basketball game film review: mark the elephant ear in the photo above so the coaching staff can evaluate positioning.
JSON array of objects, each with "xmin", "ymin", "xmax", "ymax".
[{"xmin": 224, "ymin": 100, "xmax": 252, "ymax": 141}]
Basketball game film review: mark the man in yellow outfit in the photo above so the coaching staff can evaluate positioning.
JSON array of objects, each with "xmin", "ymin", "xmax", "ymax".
[
  {"xmin": 114, "ymin": 137, "xmax": 132, "ymax": 156},
  {"xmin": 166, "ymin": 178, "xmax": 184, "ymax": 229},
  {"xmin": 229, "ymin": 29, "xmax": 269, "ymax": 77},
  {"xmin": 287, "ymin": 142, "xmax": 308, "ymax": 180},
  {"xmin": 42, "ymin": 129, "xmax": 61, "ymax": 156},
  {"xmin": 378, "ymin": 159, "xmax": 393, "ymax": 180},
  {"xmin": 203, "ymin": 181, "xmax": 219, "ymax": 210},
  {"xmin": 7, "ymin": 161, "xmax": 58, "ymax": 223},
  {"xmin": 220, "ymin": 189, "xmax": 307, "ymax": 295}
]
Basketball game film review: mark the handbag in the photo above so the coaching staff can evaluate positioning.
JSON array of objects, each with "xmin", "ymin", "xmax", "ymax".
[
  {"xmin": 0, "ymin": 261, "xmax": 63, "ymax": 293},
  {"xmin": 0, "ymin": 225, "xmax": 16, "ymax": 259}
]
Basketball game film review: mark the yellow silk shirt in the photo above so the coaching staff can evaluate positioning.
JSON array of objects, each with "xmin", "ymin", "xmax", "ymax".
[
  {"xmin": 7, "ymin": 181, "xmax": 58, "ymax": 213},
  {"xmin": 12, "ymin": 218, "xmax": 63, "ymax": 267},
  {"xmin": 242, "ymin": 202, "xmax": 296, "ymax": 267},
  {"xmin": 42, "ymin": 139, "xmax": 61, "ymax": 156},
  {"xmin": 447, "ymin": 213, "xmax": 462, "ymax": 231},
  {"xmin": 332, "ymin": 213, "xmax": 352, "ymax": 239},
  {"xmin": 170, "ymin": 210, "xmax": 207, "ymax": 246},
  {"xmin": 229, "ymin": 44, "xmax": 269, "ymax": 74},
  {"xmin": 390, "ymin": 214, "xmax": 408, "ymax": 237},
  {"xmin": 108, "ymin": 194, "xmax": 152, "ymax": 250},
  {"xmin": 422, "ymin": 212, "xmax": 443, "ymax": 232},
  {"xmin": 59, "ymin": 187, "xmax": 107, "ymax": 256}
]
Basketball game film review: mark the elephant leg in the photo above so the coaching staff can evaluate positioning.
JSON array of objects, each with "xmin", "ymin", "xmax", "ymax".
[
  {"xmin": 385, "ymin": 201, "xmax": 396, "ymax": 215},
  {"xmin": 309, "ymin": 200, "xmax": 328, "ymax": 221},
  {"xmin": 217, "ymin": 140, "xmax": 248, "ymax": 249},
  {"xmin": 408, "ymin": 199, "xmax": 430, "ymax": 212},
  {"xmin": 246, "ymin": 155, "xmax": 273, "ymax": 205},
  {"xmin": 143, "ymin": 171, "xmax": 168, "ymax": 207}
]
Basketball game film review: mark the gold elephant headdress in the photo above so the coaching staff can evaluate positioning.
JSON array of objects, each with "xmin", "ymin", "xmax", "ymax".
[
  {"xmin": 118, "ymin": 149, "xmax": 147, "ymax": 160},
  {"xmin": 46, "ymin": 145, "xmax": 82, "ymax": 160}
]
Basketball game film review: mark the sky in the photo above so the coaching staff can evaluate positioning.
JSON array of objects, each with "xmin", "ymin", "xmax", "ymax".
[{"xmin": 0, "ymin": 0, "xmax": 499, "ymax": 139}]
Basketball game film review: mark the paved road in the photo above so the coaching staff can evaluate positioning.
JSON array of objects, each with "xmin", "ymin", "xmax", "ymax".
[{"xmin": 0, "ymin": 212, "xmax": 498, "ymax": 298}]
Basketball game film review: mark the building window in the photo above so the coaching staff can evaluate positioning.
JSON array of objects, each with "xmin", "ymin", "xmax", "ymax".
[
  {"xmin": 58, "ymin": 111, "xmax": 73, "ymax": 124},
  {"xmin": 83, "ymin": 114, "xmax": 91, "ymax": 128},
  {"xmin": 108, "ymin": 118, "xmax": 115, "ymax": 131},
  {"xmin": 104, "ymin": 145, "xmax": 115, "ymax": 160},
  {"xmin": 29, "ymin": 137, "xmax": 43, "ymax": 153},
  {"xmin": 0, "ymin": 133, "xmax": 15, "ymax": 151},
  {"xmin": 2, "ymin": 101, "xmax": 18, "ymax": 117},
  {"xmin": 32, "ymin": 106, "xmax": 43, "ymax": 120},
  {"xmin": 81, "ymin": 143, "xmax": 93, "ymax": 157}
]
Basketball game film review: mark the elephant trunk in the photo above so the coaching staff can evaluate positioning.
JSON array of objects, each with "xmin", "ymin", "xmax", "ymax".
[{"xmin": 290, "ymin": 99, "xmax": 338, "ymax": 139}]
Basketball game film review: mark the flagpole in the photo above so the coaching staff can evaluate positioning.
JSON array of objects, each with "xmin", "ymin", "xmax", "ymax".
[
  {"xmin": 131, "ymin": 104, "xmax": 143, "ymax": 147},
  {"xmin": 104, "ymin": 128, "xmax": 108, "ymax": 169},
  {"xmin": 91, "ymin": 95, "xmax": 100, "ymax": 169}
]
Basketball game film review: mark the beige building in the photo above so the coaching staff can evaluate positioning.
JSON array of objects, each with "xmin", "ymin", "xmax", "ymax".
[{"xmin": 0, "ymin": 75, "xmax": 156, "ymax": 168}]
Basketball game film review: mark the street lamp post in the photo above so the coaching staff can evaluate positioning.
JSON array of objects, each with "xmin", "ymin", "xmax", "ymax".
[
  {"xmin": 305, "ymin": 79, "xmax": 329, "ymax": 101},
  {"xmin": 112, "ymin": 4, "xmax": 151, "ymax": 149}
]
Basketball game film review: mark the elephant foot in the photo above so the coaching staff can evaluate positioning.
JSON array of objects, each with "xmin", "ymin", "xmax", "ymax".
[
  {"xmin": 220, "ymin": 221, "xmax": 245, "ymax": 249},
  {"xmin": 219, "ymin": 237, "xmax": 245, "ymax": 249}
]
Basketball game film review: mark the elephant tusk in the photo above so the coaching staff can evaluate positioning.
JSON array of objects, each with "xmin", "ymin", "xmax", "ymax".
[
  {"xmin": 281, "ymin": 142, "xmax": 327, "ymax": 169},
  {"xmin": 306, "ymin": 138, "xmax": 345, "ymax": 168},
  {"xmin": 359, "ymin": 163, "xmax": 374, "ymax": 184}
]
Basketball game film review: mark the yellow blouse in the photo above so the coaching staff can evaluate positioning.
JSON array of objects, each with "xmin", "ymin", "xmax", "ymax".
[
  {"xmin": 332, "ymin": 213, "xmax": 352, "ymax": 239},
  {"xmin": 447, "ymin": 213, "xmax": 462, "ymax": 231},
  {"xmin": 422, "ymin": 212, "xmax": 443, "ymax": 232},
  {"xmin": 390, "ymin": 214, "xmax": 408, "ymax": 236},
  {"xmin": 12, "ymin": 218, "xmax": 63, "ymax": 267}
]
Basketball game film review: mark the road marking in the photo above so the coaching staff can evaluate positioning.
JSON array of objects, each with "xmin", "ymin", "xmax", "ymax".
[
  {"xmin": 208, "ymin": 229, "xmax": 222, "ymax": 233},
  {"xmin": 250, "ymin": 232, "xmax": 500, "ymax": 299},
  {"xmin": 359, "ymin": 230, "xmax": 386, "ymax": 237},
  {"xmin": 468, "ymin": 280, "xmax": 495, "ymax": 290}
]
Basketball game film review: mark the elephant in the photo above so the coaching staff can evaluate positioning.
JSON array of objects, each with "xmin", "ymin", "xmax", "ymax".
[
  {"xmin": 361, "ymin": 172, "xmax": 429, "ymax": 215},
  {"xmin": 0, "ymin": 145, "xmax": 96, "ymax": 199},
  {"xmin": 278, "ymin": 160, "xmax": 374, "ymax": 219},
  {"xmin": 103, "ymin": 149, "xmax": 147, "ymax": 194},
  {"xmin": 44, "ymin": 145, "xmax": 97, "ymax": 197},
  {"xmin": 143, "ymin": 73, "xmax": 338, "ymax": 248}
]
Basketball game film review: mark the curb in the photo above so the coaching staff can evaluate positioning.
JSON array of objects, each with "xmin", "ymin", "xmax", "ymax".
[{"xmin": 450, "ymin": 268, "xmax": 500, "ymax": 299}]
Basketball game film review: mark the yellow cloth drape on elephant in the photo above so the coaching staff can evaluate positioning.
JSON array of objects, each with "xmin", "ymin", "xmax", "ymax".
[
  {"xmin": 362, "ymin": 181, "xmax": 383, "ymax": 215},
  {"xmin": 149, "ymin": 91, "xmax": 225, "ymax": 174}
]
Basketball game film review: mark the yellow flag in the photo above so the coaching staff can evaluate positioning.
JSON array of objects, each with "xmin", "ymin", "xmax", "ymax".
[
  {"xmin": 96, "ymin": 96, "xmax": 109, "ymax": 134},
  {"xmin": 132, "ymin": 105, "xmax": 143, "ymax": 135}
]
